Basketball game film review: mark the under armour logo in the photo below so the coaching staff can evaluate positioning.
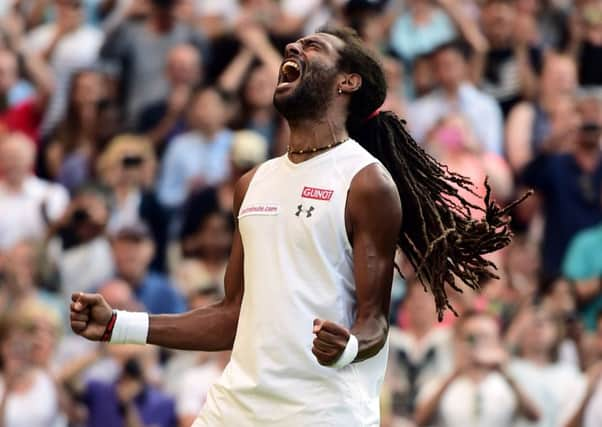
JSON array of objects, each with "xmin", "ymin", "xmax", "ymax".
[{"xmin": 295, "ymin": 205, "xmax": 315, "ymax": 218}]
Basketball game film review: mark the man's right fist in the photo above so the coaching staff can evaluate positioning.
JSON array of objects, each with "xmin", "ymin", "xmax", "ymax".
[{"xmin": 70, "ymin": 293, "xmax": 113, "ymax": 341}]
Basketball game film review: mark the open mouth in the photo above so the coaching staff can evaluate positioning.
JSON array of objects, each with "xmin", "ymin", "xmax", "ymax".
[{"xmin": 278, "ymin": 59, "xmax": 302, "ymax": 87}]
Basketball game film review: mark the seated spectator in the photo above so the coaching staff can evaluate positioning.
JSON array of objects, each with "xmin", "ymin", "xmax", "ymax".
[
  {"xmin": 0, "ymin": 311, "xmax": 63, "ymax": 427},
  {"xmin": 563, "ymin": 221, "xmax": 602, "ymax": 331},
  {"xmin": 41, "ymin": 69, "xmax": 107, "ymax": 192},
  {"xmin": 508, "ymin": 307, "xmax": 584, "ymax": 427},
  {"xmin": 505, "ymin": 53, "xmax": 578, "ymax": 173},
  {"xmin": 386, "ymin": 278, "xmax": 453, "ymax": 424},
  {"xmin": 414, "ymin": 310, "xmax": 540, "ymax": 427},
  {"xmin": 480, "ymin": 0, "xmax": 542, "ymax": 115},
  {"xmin": 157, "ymin": 86, "xmax": 234, "ymax": 209},
  {"xmin": 24, "ymin": 0, "xmax": 104, "ymax": 134},
  {"xmin": 0, "ymin": 132, "xmax": 69, "ymax": 250},
  {"xmin": 520, "ymin": 108, "xmax": 602, "ymax": 277},
  {"xmin": 44, "ymin": 185, "xmax": 114, "ymax": 298},
  {"xmin": 136, "ymin": 43, "xmax": 202, "ymax": 155},
  {"xmin": 106, "ymin": 222, "xmax": 186, "ymax": 314},
  {"xmin": 407, "ymin": 41, "xmax": 504, "ymax": 154},
  {"xmin": 97, "ymin": 134, "xmax": 168, "ymax": 271},
  {"xmin": 99, "ymin": 0, "xmax": 207, "ymax": 125}
]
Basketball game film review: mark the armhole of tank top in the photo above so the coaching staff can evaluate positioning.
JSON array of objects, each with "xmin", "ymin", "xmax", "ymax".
[
  {"xmin": 339, "ymin": 158, "xmax": 382, "ymax": 255},
  {"xmin": 235, "ymin": 162, "xmax": 269, "ymax": 220}
]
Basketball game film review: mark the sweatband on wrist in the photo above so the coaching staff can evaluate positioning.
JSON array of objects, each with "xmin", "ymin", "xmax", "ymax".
[
  {"xmin": 109, "ymin": 310, "xmax": 149, "ymax": 345},
  {"xmin": 331, "ymin": 334, "xmax": 359, "ymax": 369}
]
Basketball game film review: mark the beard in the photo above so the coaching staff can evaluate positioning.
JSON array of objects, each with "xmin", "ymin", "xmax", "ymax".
[{"xmin": 273, "ymin": 61, "xmax": 339, "ymax": 122}]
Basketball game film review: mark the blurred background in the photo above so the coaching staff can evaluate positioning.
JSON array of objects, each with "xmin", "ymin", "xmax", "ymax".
[{"xmin": 0, "ymin": 0, "xmax": 601, "ymax": 426}]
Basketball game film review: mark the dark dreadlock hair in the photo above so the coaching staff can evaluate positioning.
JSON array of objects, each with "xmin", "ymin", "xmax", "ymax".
[{"xmin": 321, "ymin": 26, "xmax": 530, "ymax": 320}]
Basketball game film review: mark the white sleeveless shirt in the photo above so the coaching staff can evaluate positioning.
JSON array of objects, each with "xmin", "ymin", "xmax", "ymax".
[{"xmin": 193, "ymin": 139, "xmax": 389, "ymax": 427}]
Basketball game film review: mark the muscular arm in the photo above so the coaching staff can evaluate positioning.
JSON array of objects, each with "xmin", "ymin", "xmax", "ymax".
[
  {"xmin": 146, "ymin": 170, "xmax": 255, "ymax": 351},
  {"xmin": 311, "ymin": 164, "xmax": 401, "ymax": 366},
  {"xmin": 347, "ymin": 164, "xmax": 402, "ymax": 361}
]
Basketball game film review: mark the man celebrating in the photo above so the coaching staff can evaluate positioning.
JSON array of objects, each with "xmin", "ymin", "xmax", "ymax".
[{"xmin": 71, "ymin": 28, "xmax": 518, "ymax": 426}]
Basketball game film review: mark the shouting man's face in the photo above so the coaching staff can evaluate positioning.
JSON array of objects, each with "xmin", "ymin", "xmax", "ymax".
[{"xmin": 273, "ymin": 33, "xmax": 345, "ymax": 122}]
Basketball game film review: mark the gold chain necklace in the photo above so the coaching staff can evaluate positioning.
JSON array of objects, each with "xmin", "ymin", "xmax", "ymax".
[{"xmin": 288, "ymin": 138, "xmax": 349, "ymax": 155}]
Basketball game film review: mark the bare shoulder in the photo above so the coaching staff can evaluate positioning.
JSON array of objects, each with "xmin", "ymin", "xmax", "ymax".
[
  {"xmin": 233, "ymin": 166, "xmax": 261, "ymax": 216},
  {"xmin": 347, "ymin": 163, "xmax": 401, "ymax": 229}
]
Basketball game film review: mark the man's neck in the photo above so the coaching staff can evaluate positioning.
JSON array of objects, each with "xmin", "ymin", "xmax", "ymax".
[
  {"xmin": 523, "ymin": 349, "xmax": 551, "ymax": 366},
  {"xmin": 574, "ymin": 147, "xmax": 601, "ymax": 172},
  {"xmin": 1, "ymin": 176, "xmax": 27, "ymax": 192},
  {"xmin": 287, "ymin": 116, "xmax": 348, "ymax": 163}
]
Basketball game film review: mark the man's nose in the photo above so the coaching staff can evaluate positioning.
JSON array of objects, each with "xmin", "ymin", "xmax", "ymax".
[{"xmin": 284, "ymin": 42, "xmax": 302, "ymax": 58}]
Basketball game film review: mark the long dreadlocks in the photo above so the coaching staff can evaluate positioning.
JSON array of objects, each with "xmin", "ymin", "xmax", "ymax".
[{"xmin": 321, "ymin": 27, "xmax": 530, "ymax": 320}]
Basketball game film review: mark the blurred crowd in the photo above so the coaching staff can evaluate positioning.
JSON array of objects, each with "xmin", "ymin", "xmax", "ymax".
[{"xmin": 0, "ymin": 0, "xmax": 601, "ymax": 426}]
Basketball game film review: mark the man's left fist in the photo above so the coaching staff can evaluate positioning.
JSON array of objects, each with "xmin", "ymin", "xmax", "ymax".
[{"xmin": 312, "ymin": 319, "xmax": 350, "ymax": 366}]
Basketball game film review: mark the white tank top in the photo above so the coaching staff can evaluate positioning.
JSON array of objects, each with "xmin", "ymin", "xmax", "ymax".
[{"xmin": 193, "ymin": 139, "xmax": 389, "ymax": 427}]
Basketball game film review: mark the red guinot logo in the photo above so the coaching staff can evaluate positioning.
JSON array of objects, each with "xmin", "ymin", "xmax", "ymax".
[{"xmin": 301, "ymin": 186, "xmax": 334, "ymax": 201}]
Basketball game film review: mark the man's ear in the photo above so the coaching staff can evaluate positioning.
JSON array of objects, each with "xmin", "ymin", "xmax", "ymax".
[{"xmin": 339, "ymin": 73, "xmax": 362, "ymax": 94}]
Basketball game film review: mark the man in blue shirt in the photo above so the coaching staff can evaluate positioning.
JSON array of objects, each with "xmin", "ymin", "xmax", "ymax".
[
  {"xmin": 107, "ymin": 222, "xmax": 187, "ymax": 314},
  {"xmin": 521, "ymin": 121, "xmax": 602, "ymax": 277}
]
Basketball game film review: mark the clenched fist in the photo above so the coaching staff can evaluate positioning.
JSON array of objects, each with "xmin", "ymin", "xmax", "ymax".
[
  {"xmin": 312, "ymin": 319, "xmax": 351, "ymax": 366},
  {"xmin": 70, "ymin": 293, "xmax": 113, "ymax": 341}
]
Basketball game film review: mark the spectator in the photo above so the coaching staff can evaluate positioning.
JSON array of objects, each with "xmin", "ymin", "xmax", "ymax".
[
  {"xmin": 407, "ymin": 41, "xmax": 504, "ymax": 154},
  {"xmin": 41, "ymin": 69, "xmax": 107, "ymax": 191},
  {"xmin": 106, "ymin": 222, "xmax": 186, "ymax": 314},
  {"xmin": 480, "ymin": 0, "xmax": 542, "ymax": 115},
  {"xmin": 0, "ymin": 132, "xmax": 69, "ymax": 250},
  {"xmin": 174, "ymin": 209, "xmax": 233, "ymax": 298},
  {"xmin": 0, "ymin": 311, "xmax": 63, "ymax": 427},
  {"xmin": 520, "ymin": 101, "xmax": 602, "ymax": 277},
  {"xmin": 508, "ymin": 306, "xmax": 584, "ymax": 427},
  {"xmin": 136, "ymin": 43, "xmax": 202, "ymax": 154},
  {"xmin": 389, "ymin": 0, "xmax": 458, "ymax": 64},
  {"xmin": 386, "ymin": 278, "xmax": 454, "ymax": 424},
  {"xmin": 563, "ymin": 221, "xmax": 602, "ymax": 331},
  {"xmin": 173, "ymin": 287, "xmax": 226, "ymax": 427},
  {"xmin": 179, "ymin": 129, "xmax": 268, "ymax": 241},
  {"xmin": 97, "ymin": 134, "xmax": 168, "ymax": 271},
  {"xmin": 414, "ymin": 310, "xmax": 540, "ymax": 427},
  {"xmin": 44, "ymin": 185, "xmax": 114, "ymax": 297},
  {"xmin": 99, "ymin": 0, "xmax": 207, "ymax": 125},
  {"xmin": 505, "ymin": 53, "xmax": 578, "ymax": 173},
  {"xmin": 157, "ymin": 86, "xmax": 234, "ymax": 209},
  {"xmin": 0, "ymin": 241, "xmax": 65, "ymax": 324},
  {"xmin": 24, "ymin": 0, "xmax": 104, "ymax": 134},
  {"xmin": 561, "ymin": 314, "xmax": 602, "ymax": 427},
  {"xmin": 424, "ymin": 113, "xmax": 513, "ymax": 210},
  {"xmin": 568, "ymin": 0, "xmax": 602, "ymax": 87},
  {"xmin": 0, "ymin": 49, "xmax": 34, "ymax": 108},
  {"xmin": 83, "ymin": 356, "xmax": 177, "ymax": 427}
]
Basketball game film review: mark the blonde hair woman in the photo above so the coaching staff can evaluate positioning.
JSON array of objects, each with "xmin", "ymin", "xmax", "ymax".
[{"xmin": 96, "ymin": 135, "xmax": 167, "ymax": 272}]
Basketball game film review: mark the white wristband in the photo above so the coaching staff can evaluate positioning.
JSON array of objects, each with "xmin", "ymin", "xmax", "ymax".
[
  {"xmin": 331, "ymin": 334, "xmax": 359, "ymax": 369},
  {"xmin": 110, "ymin": 310, "xmax": 149, "ymax": 345}
]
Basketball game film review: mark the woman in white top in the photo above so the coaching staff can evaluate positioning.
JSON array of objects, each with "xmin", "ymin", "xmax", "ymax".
[{"xmin": 0, "ymin": 312, "xmax": 63, "ymax": 427}]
